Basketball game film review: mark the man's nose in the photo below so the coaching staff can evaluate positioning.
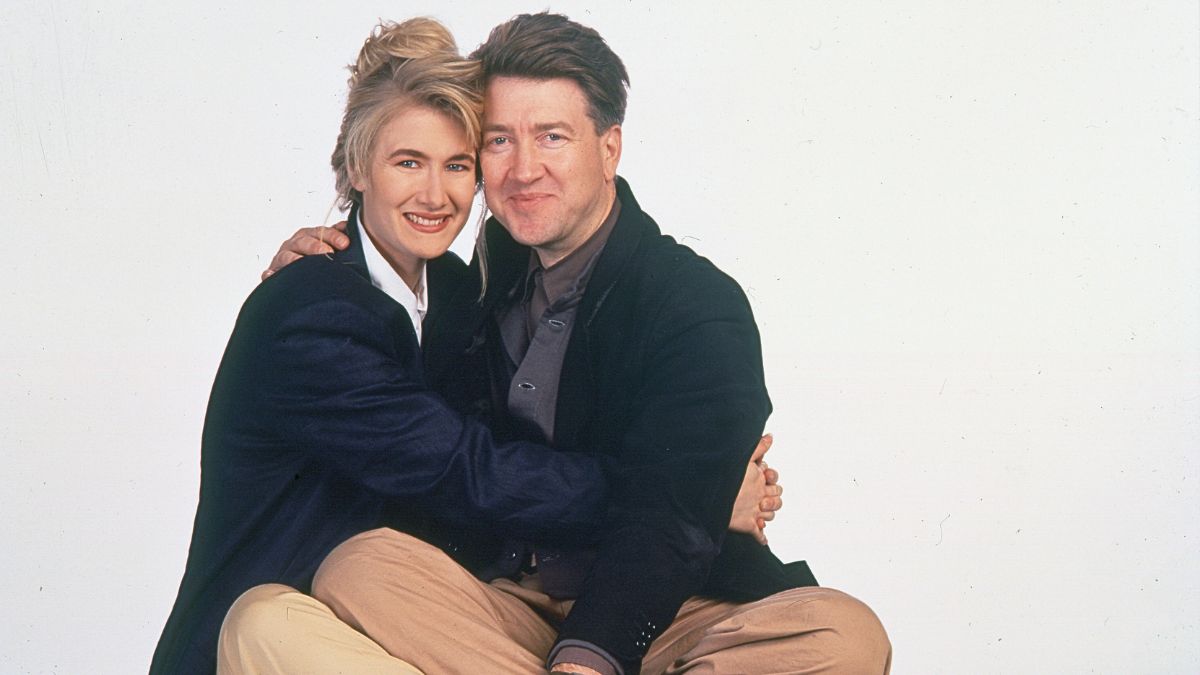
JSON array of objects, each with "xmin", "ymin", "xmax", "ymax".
[{"xmin": 511, "ymin": 143, "xmax": 542, "ymax": 183}]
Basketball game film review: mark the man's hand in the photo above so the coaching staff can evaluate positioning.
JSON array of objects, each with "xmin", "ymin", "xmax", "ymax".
[
  {"xmin": 551, "ymin": 665, "xmax": 604, "ymax": 675},
  {"xmin": 261, "ymin": 221, "xmax": 350, "ymax": 281},
  {"xmin": 728, "ymin": 434, "xmax": 784, "ymax": 545}
]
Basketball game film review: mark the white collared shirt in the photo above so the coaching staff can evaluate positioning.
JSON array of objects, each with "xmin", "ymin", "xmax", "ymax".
[{"xmin": 357, "ymin": 215, "xmax": 428, "ymax": 344}]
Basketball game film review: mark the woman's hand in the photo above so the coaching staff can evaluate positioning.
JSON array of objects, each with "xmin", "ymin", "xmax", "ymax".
[
  {"xmin": 261, "ymin": 221, "xmax": 350, "ymax": 280},
  {"xmin": 728, "ymin": 434, "xmax": 783, "ymax": 545}
]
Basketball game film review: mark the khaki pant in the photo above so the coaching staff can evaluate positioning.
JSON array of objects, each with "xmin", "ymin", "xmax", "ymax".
[
  {"xmin": 217, "ymin": 583, "xmax": 424, "ymax": 675},
  {"xmin": 220, "ymin": 528, "xmax": 891, "ymax": 674}
]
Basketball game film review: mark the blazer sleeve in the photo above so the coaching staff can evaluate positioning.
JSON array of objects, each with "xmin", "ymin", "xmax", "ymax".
[
  {"xmin": 551, "ymin": 261, "xmax": 772, "ymax": 673},
  {"xmin": 235, "ymin": 270, "xmax": 608, "ymax": 542}
]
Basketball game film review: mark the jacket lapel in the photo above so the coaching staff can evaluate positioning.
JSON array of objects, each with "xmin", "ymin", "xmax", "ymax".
[
  {"xmin": 330, "ymin": 205, "xmax": 371, "ymax": 280},
  {"xmin": 554, "ymin": 177, "xmax": 652, "ymax": 450}
]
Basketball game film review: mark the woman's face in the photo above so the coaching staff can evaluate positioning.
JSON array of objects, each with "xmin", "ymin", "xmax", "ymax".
[{"xmin": 353, "ymin": 105, "xmax": 477, "ymax": 279}]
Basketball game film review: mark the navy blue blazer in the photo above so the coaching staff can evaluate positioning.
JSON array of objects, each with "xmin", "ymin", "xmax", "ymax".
[
  {"xmin": 423, "ymin": 178, "xmax": 819, "ymax": 674},
  {"xmin": 150, "ymin": 214, "xmax": 608, "ymax": 674}
]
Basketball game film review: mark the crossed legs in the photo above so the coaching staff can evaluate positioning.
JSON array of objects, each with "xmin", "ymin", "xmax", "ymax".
[{"xmin": 219, "ymin": 529, "xmax": 891, "ymax": 674}]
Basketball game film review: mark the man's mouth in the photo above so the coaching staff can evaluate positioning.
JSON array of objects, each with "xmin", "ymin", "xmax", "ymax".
[{"xmin": 509, "ymin": 193, "xmax": 552, "ymax": 207}]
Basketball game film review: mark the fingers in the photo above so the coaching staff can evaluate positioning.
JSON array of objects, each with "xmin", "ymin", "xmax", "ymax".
[
  {"xmin": 295, "ymin": 226, "xmax": 350, "ymax": 254},
  {"xmin": 762, "ymin": 465, "xmax": 779, "ymax": 486},
  {"xmin": 749, "ymin": 433, "xmax": 773, "ymax": 464},
  {"xmin": 752, "ymin": 492, "xmax": 783, "ymax": 546},
  {"xmin": 263, "ymin": 251, "xmax": 302, "ymax": 280},
  {"xmin": 262, "ymin": 226, "xmax": 352, "ymax": 279},
  {"xmin": 732, "ymin": 435, "xmax": 779, "ymax": 546}
]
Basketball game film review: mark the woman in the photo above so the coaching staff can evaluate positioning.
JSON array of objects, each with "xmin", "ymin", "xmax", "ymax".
[
  {"xmin": 151, "ymin": 18, "xmax": 778, "ymax": 675},
  {"xmin": 151, "ymin": 19, "xmax": 593, "ymax": 674}
]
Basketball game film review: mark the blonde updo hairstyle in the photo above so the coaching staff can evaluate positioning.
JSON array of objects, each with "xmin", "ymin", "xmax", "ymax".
[{"xmin": 332, "ymin": 18, "xmax": 484, "ymax": 211}]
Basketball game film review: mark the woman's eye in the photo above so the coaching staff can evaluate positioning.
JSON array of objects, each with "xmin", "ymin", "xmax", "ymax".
[{"xmin": 447, "ymin": 163, "xmax": 470, "ymax": 172}]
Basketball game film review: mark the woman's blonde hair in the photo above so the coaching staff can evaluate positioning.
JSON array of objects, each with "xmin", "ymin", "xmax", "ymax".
[{"xmin": 331, "ymin": 18, "xmax": 483, "ymax": 211}]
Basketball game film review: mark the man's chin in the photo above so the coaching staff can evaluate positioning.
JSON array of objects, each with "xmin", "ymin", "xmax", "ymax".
[{"xmin": 502, "ymin": 221, "xmax": 555, "ymax": 248}]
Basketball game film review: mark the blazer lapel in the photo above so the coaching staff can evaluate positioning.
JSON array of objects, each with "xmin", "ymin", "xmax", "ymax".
[
  {"xmin": 331, "ymin": 205, "xmax": 371, "ymax": 280},
  {"xmin": 554, "ymin": 177, "xmax": 651, "ymax": 450}
]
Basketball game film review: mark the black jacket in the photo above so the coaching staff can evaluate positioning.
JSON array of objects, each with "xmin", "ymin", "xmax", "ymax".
[
  {"xmin": 150, "ymin": 214, "xmax": 606, "ymax": 674},
  {"xmin": 423, "ymin": 178, "xmax": 818, "ymax": 674}
]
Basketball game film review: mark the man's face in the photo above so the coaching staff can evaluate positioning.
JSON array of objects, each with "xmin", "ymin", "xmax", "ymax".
[{"xmin": 481, "ymin": 76, "xmax": 621, "ymax": 265}]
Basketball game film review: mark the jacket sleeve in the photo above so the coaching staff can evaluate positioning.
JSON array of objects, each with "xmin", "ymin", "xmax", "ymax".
[
  {"xmin": 551, "ymin": 262, "xmax": 772, "ymax": 673},
  {"xmin": 237, "ymin": 277, "xmax": 608, "ymax": 542}
]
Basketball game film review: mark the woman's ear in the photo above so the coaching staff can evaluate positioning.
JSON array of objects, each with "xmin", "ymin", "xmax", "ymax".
[{"xmin": 350, "ymin": 166, "xmax": 368, "ymax": 194}]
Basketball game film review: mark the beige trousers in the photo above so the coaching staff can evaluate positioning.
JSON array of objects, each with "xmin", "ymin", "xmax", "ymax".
[
  {"xmin": 217, "ymin": 583, "xmax": 424, "ymax": 675},
  {"xmin": 221, "ymin": 528, "xmax": 891, "ymax": 674}
]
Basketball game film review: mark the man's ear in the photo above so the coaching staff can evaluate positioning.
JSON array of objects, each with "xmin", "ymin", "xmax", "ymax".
[{"xmin": 600, "ymin": 124, "xmax": 622, "ymax": 182}]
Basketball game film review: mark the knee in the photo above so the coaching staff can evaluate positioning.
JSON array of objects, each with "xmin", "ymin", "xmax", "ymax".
[
  {"xmin": 218, "ymin": 584, "xmax": 304, "ymax": 657},
  {"xmin": 312, "ymin": 528, "xmax": 446, "ymax": 607},
  {"xmin": 797, "ymin": 588, "xmax": 891, "ymax": 672}
]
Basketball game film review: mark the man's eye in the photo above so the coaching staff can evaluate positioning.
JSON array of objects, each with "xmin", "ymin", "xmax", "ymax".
[
  {"xmin": 545, "ymin": 133, "xmax": 563, "ymax": 142},
  {"xmin": 447, "ymin": 163, "xmax": 470, "ymax": 172},
  {"xmin": 489, "ymin": 136, "xmax": 509, "ymax": 146},
  {"xmin": 397, "ymin": 159, "xmax": 418, "ymax": 168}
]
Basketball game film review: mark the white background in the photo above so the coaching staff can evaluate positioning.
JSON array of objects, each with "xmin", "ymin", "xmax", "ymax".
[{"xmin": 2, "ymin": 1, "xmax": 1198, "ymax": 673}]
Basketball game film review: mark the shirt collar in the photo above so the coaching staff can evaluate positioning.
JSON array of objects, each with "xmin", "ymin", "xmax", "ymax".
[
  {"xmin": 526, "ymin": 196, "xmax": 622, "ymax": 304},
  {"xmin": 355, "ymin": 211, "xmax": 428, "ymax": 344}
]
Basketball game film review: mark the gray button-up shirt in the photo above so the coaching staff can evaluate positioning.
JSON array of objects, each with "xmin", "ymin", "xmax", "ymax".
[{"xmin": 497, "ymin": 198, "xmax": 621, "ymax": 444}]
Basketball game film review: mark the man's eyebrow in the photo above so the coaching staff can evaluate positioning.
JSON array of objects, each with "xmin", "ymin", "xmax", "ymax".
[
  {"xmin": 447, "ymin": 153, "xmax": 475, "ymax": 163},
  {"xmin": 482, "ymin": 121, "xmax": 577, "ymax": 134},
  {"xmin": 533, "ymin": 121, "xmax": 575, "ymax": 134}
]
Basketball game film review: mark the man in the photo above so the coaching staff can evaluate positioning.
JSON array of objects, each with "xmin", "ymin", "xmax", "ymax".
[{"xmin": 247, "ymin": 12, "xmax": 890, "ymax": 674}]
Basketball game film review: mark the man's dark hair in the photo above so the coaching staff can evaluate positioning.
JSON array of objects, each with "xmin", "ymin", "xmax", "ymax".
[{"xmin": 471, "ymin": 12, "xmax": 630, "ymax": 133}]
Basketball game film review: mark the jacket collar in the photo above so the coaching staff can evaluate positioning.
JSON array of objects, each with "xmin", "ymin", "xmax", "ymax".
[
  {"xmin": 578, "ymin": 176, "xmax": 655, "ymax": 327},
  {"xmin": 331, "ymin": 204, "xmax": 371, "ymax": 280},
  {"xmin": 479, "ymin": 176, "xmax": 655, "ymax": 325},
  {"xmin": 338, "ymin": 204, "xmax": 467, "ymax": 327}
]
